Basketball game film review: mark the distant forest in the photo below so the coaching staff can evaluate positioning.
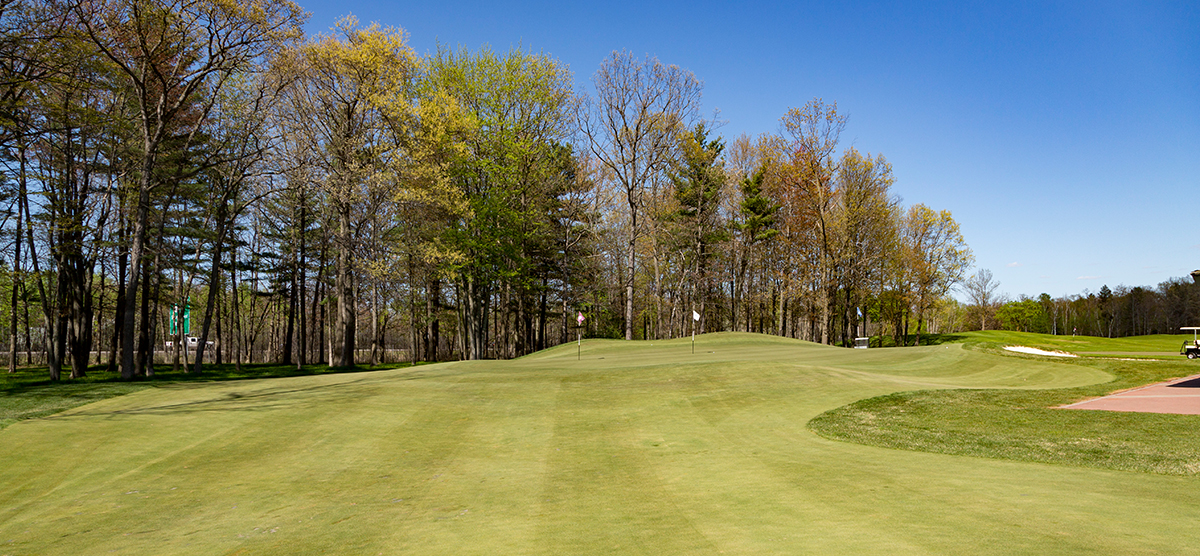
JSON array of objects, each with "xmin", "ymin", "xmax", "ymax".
[
  {"xmin": 0, "ymin": 0, "xmax": 1171, "ymax": 382},
  {"xmin": 958, "ymin": 271, "xmax": 1200, "ymax": 339}
]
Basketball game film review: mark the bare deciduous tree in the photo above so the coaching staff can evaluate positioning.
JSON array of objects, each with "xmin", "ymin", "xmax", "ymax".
[
  {"xmin": 74, "ymin": 0, "xmax": 305, "ymax": 378},
  {"xmin": 582, "ymin": 51, "xmax": 701, "ymax": 340},
  {"xmin": 964, "ymin": 268, "xmax": 1000, "ymax": 330}
]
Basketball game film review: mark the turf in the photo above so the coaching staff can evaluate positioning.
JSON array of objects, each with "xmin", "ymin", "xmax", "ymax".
[
  {"xmin": 962, "ymin": 329, "xmax": 1193, "ymax": 357},
  {"xmin": 2, "ymin": 332, "xmax": 1200, "ymax": 554},
  {"xmin": 0, "ymin": 361, "xmax": 417, "ymax": 431},
  {"xmin": 810, "ymin": 331, "xmax": 1200, "ymax": 475}
]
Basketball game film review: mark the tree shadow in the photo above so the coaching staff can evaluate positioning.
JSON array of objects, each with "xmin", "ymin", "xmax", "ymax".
[
  {"xmin": 1167, "ymin": 377, "xmax": 1200, "ymax": 388},
  {"xmin": 869, "ymin": 334, "xmax": 968, "ymax": 348},
  {"xmin": 51, "ymin": 375, "xmax": 383, "ymax": 418}
]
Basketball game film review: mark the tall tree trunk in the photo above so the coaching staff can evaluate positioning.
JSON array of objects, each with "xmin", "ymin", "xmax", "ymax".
[
  {"xmin": 21, "ymin": 180, "xmax": 59, "ymax": 380},
  {"xmin": 172, "ymin": 268, "xmax": 183, "ymax": 373},
  {"xmin": 66, "ymin": 256, "xmax": 93, "ymax": 379},
  {"xmin": 231, "ymin": 242, "xmax": 242, "ymax": 372},
  {"xmin": 409, "ymin": 254, "xmax": 417, "ymax": 364},
  {"xmin": 215, "ymin": 276, "xmax": 223, "ymax": 365},
  {"xmin": 22, "ymin": 279, "xmax": 30, "ymax": 365},
  {"xmin": 335, "ymin": 204, "xmax": 355, "ymax": 367},
  {"xmin": 537, "ymin": 277, "xmax": 547, "ymax": 352},
  {"xmin": 193, "ymin": 200, "xmax": 228, "ymax": 373},
  {"xmin": 426, "ymin": 277, "xmax": 440, "ymax": 362},
  {"xmin": 136, "ymin": 258, "xmax": 153, "ymax": 377},
  {"xmin": 625, "ymin": 206, "xmax": 636, "ymax": 341},
  {"xmin": 108, "ymin": 218, "xmax": 127, "ymax": 373},
  {"xmin": 282, "ymin": 263, "xmax": 296, "ymax": 366},
  {"xmin": 8, "ymin": 146, "xmax": 23, "ymax": 373},
  {"xmin": 120, "ymin": 158, "xmax": 154, "ymax": 379},
  {"xmin": 369, "ymin": 277, "xmax": 378, "ymax": 366},
  {"xmin": 736, "ymin": 250, "xmax": 750, "ymax": 333},
  {"xmin": 297, "ymin": 200, "xmax": 307, "ymax": 367},
  {"xmin": 314, "ymin": 236, "xmax": 326, "ymax": 364}
]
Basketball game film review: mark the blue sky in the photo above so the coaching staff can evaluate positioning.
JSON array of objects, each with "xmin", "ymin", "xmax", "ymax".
[{"xmin": 298, "ymin": 0, "xmax": 1199, "ymax": 300}]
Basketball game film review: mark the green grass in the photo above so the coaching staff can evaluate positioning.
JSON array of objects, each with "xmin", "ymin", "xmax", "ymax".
[
  {"xmin": 2, "ymin": 332, "xmax": 1200, "ymax": 554},
  {"xmin": 0, "ymin": 361, "xmax": 418, "ymax": 431},
  {"xmin": 809, "ymin": 331, "xmax": 1200, "ymax": 475},
  {"xmin": 957, "ymin": 329, "xmax": 1193, "ymax": 356}
]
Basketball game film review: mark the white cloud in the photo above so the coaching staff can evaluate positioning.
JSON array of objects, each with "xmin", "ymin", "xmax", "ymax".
[
  {"xmin": 1007, "ymin": 262, "xmax": 1022, "ymax": 267},
  {"xmin": 1077, "ymin": 275, "xmax": 1101, "ymax": 280}
]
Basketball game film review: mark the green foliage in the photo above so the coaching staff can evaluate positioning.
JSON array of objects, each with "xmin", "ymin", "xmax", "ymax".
[
  {"xmin": 424, "ymin": 45, "xmax": 582, "ymax": 356},
  {"xmin": 667, "ymin": 123, "xmax": 729, "ymax": 263},
  {"xmin": 995, "ymin": 297, "xmax": 1049, "ymax": 333},
  {"xmin": 736, "ymin": 167, "xmax": 779, "ymax": 244},
  {"xmin": 429, "ymin": 43, "xmax": 576, "ymax": 283}
]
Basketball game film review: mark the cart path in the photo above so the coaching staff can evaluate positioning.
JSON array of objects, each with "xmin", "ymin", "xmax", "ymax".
[
  {"xmin": 1076, "ymin": 351, "xmax": 1181, "ymax": 357},
  {"xmin": 1060, "ymin": 373, "xmax": 1200, "ymax": 415}
]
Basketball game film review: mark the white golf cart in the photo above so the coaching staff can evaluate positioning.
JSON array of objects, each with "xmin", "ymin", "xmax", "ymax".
[{"xmin": 1180, "ymin": 327, "xmax": 1200, "ymax": 359}]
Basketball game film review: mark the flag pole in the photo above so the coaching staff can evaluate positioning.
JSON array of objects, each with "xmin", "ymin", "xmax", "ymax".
[
  {"xmin": 691, "ymin": 309, "xmax": 698, "ymax": 354},
  {"xmin": 576, "ymin": 311, "xmax": 585, "ymax": 360}
]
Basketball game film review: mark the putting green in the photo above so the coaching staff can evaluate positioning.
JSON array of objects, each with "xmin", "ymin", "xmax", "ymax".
[{"xmin": 1, "ymin": 333, "xmax": 1198, "ymax": 554}]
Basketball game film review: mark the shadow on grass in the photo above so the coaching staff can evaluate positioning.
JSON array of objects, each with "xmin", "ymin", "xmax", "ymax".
[
  {"xmin": 2, "ymin": 361, "xmax": 428, "ymax": 390},
  {"xmin": 59, "ymin": 376, "xmax": 379, "ymax": 418},
  {"xmin": 869, "ymin": 334, "xmax": 968, "ymax": 348},
  {"xmin": 0, "ymin": 361, "xmax": 434, "ymax": 429}
]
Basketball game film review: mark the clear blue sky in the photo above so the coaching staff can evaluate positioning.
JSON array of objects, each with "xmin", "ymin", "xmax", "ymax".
[{"xmin": 298, "ymin": 0, "xmax": 1198, "ymax": 300}]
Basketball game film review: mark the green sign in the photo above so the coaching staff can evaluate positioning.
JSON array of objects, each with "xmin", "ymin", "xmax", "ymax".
[{"xmin": 170, "ymin": 298, "xmax": 191, "ymax": 336}]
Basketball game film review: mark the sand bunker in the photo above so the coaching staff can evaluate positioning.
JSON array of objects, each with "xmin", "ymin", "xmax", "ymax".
[{"xmin": 1004, "ymin": 346, "xmax": 1077, "ymax": 358}]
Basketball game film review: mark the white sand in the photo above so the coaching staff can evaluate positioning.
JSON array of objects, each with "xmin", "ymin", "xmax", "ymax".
[{"xmin": 1003, "ymin": 346, "xmax": 1077, "ymax": 358}]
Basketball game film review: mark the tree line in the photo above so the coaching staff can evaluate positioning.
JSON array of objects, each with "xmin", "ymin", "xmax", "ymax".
[
  {"xmin": 960, "ymin": 268, "xmax": 1200, "ymax": 339},
  {"xmin": 0, "ymin": 0, "xmax": 975, "ymax": 380}
]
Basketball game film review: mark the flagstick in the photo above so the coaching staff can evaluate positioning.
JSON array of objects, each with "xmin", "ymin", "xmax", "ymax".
[{"xmin": 575, "ymin": 311, "xmax": 586, "ymax": 360}]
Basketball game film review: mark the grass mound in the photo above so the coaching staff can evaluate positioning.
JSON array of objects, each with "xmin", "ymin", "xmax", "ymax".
[{"xmin": 810, "ymin": 332, "xmax": 1200, "ymax": 475}]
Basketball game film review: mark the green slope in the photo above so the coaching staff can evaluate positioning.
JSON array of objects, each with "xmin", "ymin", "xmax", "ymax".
[{"xmin": 0, "ymin": 332, "xmax": 1198, "ymax": 555}]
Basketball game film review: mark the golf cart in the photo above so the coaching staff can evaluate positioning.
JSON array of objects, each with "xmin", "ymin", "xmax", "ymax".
[{"xmin": 1180, "ymin": 327, "xmax": 1200, "ymax": 359}]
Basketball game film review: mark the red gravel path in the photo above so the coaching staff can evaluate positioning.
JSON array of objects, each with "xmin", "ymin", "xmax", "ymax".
[{"xmin": 1061, "ymin": 373, "xmax": 1200, "ymax": 415}]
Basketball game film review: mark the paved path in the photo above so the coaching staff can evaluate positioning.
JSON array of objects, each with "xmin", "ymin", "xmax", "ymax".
[
  {"xmin": 1061, "ymin": 373, "xmax": 1200, "ymax": 415},
  {"xmin": 1076, "ymin": 351, "xmax": 1181, "ymax": 357}
]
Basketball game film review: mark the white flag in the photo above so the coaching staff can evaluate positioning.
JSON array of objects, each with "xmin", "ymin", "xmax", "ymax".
[
  {"xmin": 692, "ymin": 310, "xmax": 700, "ymax": 321},
  {"xmin": 577, "ymin": 312, "xmax": 585, "ymax": 325}
]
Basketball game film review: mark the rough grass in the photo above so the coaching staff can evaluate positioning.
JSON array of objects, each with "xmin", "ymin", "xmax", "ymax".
[
  {"xmin": 3, "ymin": 333, "xmax": 1200, "ymax": 555},
  {"xmin": 810, "ymin": 331, "xmax": 1200, "ymax": 474}
]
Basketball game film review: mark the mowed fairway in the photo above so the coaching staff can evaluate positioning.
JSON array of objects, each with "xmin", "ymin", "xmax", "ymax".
[{"xmin": 2, "ymin": 333, "xmax": 1200, "ymax": 555}]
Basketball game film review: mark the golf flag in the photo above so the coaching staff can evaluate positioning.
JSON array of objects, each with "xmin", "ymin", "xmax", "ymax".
[
  {"xmin": 691, "ymin": 309, "xmax": 699, "ymax": 354},
  {"xmin": 576, "ymin": 312, "xmax": 584, "ymax": 360}
]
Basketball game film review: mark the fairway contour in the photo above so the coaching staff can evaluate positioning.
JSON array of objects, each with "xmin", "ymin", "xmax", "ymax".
[{"xmin": 2, "ymin": 332, "xmax": 1200, "ymax": 555}]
